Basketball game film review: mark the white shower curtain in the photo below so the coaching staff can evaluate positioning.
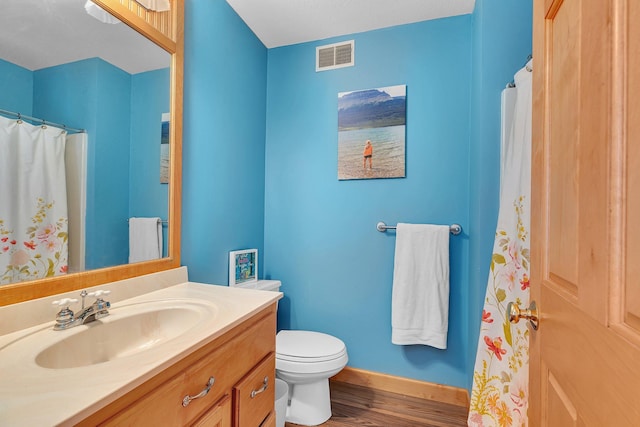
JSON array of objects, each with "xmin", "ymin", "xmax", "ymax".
[
  {"xmin": 0, "ymin": 115, "xmax": 69, "ymax": 284},
  {"xmin": 468, "ymin": 61, "xmax": 532, "ymax": 427}
]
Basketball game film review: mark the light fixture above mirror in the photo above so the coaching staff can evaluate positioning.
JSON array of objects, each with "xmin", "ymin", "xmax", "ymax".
[{"xmin": 85, "ymin": 1, "xmax": 121, "ymax": 24}]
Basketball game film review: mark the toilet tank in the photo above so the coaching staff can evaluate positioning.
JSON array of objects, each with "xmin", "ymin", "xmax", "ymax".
[
  {"xmin": 255, "ymin": 280, "xmax": 281, "ymax": 292},
  {"xmin": 232, "ymin": 279, "xmax": 281, "ymax": 292}
]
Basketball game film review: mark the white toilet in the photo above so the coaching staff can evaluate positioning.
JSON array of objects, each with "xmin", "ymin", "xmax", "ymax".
[
  {"xmin": 276, "ymin": 330, "xmax": 348, "ymax": 425},
  {"xmin": 232, "ymin": 280, "xmax": 348, "ymax": 426}
]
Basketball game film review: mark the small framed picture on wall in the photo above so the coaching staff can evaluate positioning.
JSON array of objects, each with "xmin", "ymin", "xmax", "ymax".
[{"xmin": 229, "ymin": 249, "xmax": 258, "ymax": 286}]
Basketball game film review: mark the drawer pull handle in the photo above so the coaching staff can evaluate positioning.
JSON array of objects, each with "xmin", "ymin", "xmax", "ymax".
[
  {"xmin": 182, "ymin": 376, "xmax": 215, "ymax": 407},
  {"xmin": 250, "ymin": 376, "xmax": 269, "ymax": 398}
]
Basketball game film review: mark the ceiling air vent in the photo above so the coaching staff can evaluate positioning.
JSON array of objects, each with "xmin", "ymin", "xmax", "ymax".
[{"xmin": 316, "ymin": 40, "xmax": 355, "ymax": 72}]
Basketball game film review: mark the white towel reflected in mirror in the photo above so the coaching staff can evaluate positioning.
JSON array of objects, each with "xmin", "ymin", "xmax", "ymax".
[{"xmin": 129, "ymin": 217, "xmax": 162, "ymax": 263}]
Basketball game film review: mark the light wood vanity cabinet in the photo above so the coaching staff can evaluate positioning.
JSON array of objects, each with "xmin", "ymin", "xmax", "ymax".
[{"xmin": 77, "ymin": 305, "xmax": 277, "ymax": 427}]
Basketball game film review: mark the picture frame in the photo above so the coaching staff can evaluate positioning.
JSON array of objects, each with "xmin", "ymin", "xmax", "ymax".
[
  {"xmin": 229, "ymin": 249, "xmax": 258, "ymax": 286},
  {"xmin": 337, "ymin": 84, "xmax": 406, "ymax": 180}
]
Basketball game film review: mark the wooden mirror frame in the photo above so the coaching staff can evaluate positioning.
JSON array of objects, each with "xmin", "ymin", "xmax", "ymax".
[{"xmin": 0, "ymin": 0, "xmax": 183, "ymax": 307}]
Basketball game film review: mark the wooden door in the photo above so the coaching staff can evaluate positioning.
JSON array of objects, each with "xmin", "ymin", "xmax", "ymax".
[{"xmin": 531, "ymin": 0, "xmax": 640, "ymax": 425}]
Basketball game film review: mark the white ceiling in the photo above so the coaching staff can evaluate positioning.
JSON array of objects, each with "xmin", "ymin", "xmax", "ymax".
[
  {"xmin": 225, "ymin": 0, "xmax": 476, "ymax": 48},
  {"xmin": 0, "ymin": 0, "xmax": 169, "ymax": 74},
  {"xmin": 0, "ymin": 1, "xmax": 475, "ymax": 74}
]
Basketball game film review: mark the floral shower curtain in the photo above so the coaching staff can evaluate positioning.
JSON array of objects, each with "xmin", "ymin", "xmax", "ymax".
[
  {"xmin": 0, "ymin": 115, "xmax": 69, "ymax": 284},
  {"xmin": 468, "ymin": 61, "xmax": 532, "ymax": 427}
]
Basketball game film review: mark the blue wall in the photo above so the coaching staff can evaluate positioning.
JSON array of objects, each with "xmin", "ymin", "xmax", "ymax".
[
  {"xmin": 263, "ymin": 18, "xmax": 472, "ymax": 388},
  {"xmin": 180, "ymin": 0, "xmax": 531, "ymax": 390},
  {"xmin": 94, "ymin": 60, "xmax": 132, "ymax": 267},
  {"xmin": 182, "ymin": 0, "xmax": 268, "ymax": 285},
  {"xmin": 33, "ymin": 58, "xmax": 132, "ymax": 269},
  {"xmin": 130, "ymin": 68, "xmax": 171, "ymax": 256},
  {"xmin": 0, "ymin": 59, "xmax": 33, "ymax": 114},
  {"xmin": 467, "ymin": 0, "xmax": 533, "ymax": 389}
]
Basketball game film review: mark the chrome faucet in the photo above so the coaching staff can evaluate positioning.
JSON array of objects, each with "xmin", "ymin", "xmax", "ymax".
[{"xmin": 52, "ymin": 290, "xmax": 111, "ymax": 331}]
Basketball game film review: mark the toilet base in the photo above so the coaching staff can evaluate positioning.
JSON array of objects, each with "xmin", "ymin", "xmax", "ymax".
[{"xmin": 283, "ymin": 377, "xmax": 332, "ymax": 426}]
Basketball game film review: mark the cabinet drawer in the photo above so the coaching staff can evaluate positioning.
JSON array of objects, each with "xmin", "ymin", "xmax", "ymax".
[
  {"xmin": 233, "ymin": 353, "xmax": 275, "ymax": 427},
  {"xmin": 100, "ymin": 365, "xmax": 226, "ymax": 426}
]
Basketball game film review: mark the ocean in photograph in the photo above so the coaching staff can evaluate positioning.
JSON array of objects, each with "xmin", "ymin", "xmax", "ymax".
[
  {"xmin": 338, "ymin": 125, "xmax": 405, "ymax": 180},
  {"xmin": 160, "ymin": 143, "xmax": 170, "ymax": 183}
]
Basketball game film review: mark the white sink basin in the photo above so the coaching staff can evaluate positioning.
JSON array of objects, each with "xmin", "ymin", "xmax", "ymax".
[{"xmin": 29, "ymin": 300, "xmax": 217, "ymax": 369}]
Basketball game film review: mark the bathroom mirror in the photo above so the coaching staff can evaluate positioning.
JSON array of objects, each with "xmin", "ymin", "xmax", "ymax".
[{"xmin": 0, "ymin": 0, "xmax": 183, "ymax": 306}]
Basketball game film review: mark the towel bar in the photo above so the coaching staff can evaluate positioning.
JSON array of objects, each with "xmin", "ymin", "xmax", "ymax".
[
  {"xmin": 376, "ymin": 221, "xmax": 462, "ymax": 235},
  {"xmin": 127, "ymin": 218, "xmax": 168, "ymax": 225}
]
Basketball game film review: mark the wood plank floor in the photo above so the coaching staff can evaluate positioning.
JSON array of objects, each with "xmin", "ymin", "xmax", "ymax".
[{"xmin": 285, "ymin": 381, "xmax": 468, "ymax": 427}]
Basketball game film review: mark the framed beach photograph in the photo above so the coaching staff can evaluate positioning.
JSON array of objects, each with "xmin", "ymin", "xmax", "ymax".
[
  {"xmin": 337, "ymin": 85, "xmax": 406, "ymax": 180},
  {"xmin": 229, "ymin": 249, "xmax": 258, "ymax": 286}
]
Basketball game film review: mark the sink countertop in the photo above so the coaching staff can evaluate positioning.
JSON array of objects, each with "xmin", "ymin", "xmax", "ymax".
[
  {"xmin": 0, "ymin": 280, "xmax": 281, "ymax": 426},
  {"xmin": 0, "ymin": 267, "xmax": 191, "ymax": 336}
]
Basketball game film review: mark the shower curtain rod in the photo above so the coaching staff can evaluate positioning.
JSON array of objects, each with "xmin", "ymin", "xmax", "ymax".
[
  {"xmin": 507, "ymin": 54, "xmax": 533, "ymax": 88},
  {"xmin": 0, "ymin": 108, "xmax": 86, "ymax": 133}
]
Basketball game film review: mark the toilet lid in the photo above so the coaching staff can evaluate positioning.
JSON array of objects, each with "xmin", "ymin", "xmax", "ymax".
[{"xmin": 276, "ymin": 330, "xmax": 346, "ymax": 362}]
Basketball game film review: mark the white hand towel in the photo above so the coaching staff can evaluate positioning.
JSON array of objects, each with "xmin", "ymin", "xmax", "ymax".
[
  {"xmin": 391, "ymin": 223, "xmax": 450, "ymax": 349},
  {"xmin": 129, "ymin": 217, "xmax": 162, "ymax": 263}
]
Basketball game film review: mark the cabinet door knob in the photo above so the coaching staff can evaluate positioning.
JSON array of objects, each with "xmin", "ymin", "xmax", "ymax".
[
  {"xmin": 250, "ymin": 377, "xmax": 269, "ymax": 398},
  {"xmin": 182, "ymin": 376, "xmax": 215, "ymax": 407}
]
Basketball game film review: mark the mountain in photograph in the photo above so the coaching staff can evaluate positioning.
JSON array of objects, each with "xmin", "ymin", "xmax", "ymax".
[{"xmin": 338, "ymin": 88, "xmax": 406, "ymax": 131}]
